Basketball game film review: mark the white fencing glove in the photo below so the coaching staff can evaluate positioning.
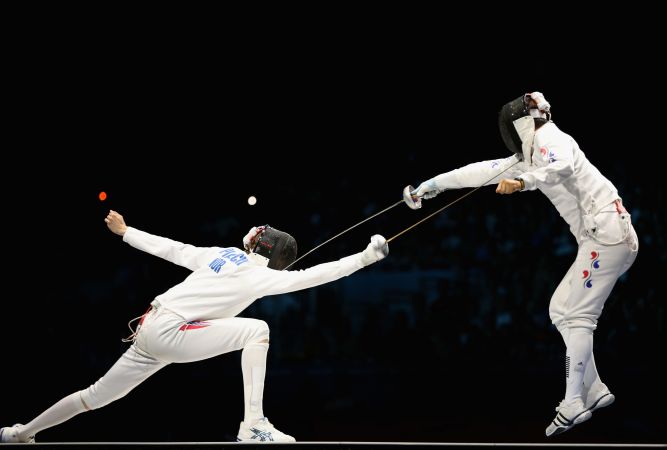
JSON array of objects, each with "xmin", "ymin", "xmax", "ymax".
[
  {"xmin": 411, "ymin": 179, "xmax": 440, "ymax": 199},
  {"xmin": 360, "ymin": 234, "xmax": 389, "ymax": 266}
]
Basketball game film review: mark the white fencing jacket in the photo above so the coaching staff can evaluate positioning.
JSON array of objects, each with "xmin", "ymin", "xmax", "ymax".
[
  {"xmin": 430, "ymin": 122, "xmax": 624, "ymax": 245},
  {"xmin": 123, "ymin": 227, "xmax": 366, "ymax": 322}
]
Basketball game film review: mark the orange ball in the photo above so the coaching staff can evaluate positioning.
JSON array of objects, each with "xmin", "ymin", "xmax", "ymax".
[{"xmin": 99, "ymin": 191, "xmax": 107, "ymax": 201}]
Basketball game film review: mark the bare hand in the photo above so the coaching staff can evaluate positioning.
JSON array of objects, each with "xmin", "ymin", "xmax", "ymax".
[
  {"xmin": 496, "ymin": 178, "xmax": 522, "ymax": 195},
  {"xmin": 105, "ymin": 210, "xmax": 128, "ymax": 236}
]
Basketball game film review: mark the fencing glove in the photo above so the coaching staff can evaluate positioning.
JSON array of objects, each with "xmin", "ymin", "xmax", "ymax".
[
  {"xmin": 360, "ymin": 234, "xmax": 389, "ymax": 266},
  {"xmin": 411, "ymin": 179, "xmax": 440, "ymax": 199}
]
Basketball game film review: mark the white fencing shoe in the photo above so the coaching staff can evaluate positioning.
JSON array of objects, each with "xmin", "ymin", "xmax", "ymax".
[
  {"xmin": 585, "ymin": 383, "xmax": 615, "ymax": 412},
  {"xmin": 546, "ymin": 398, "xmax": 592, "ymax": 437},
  {"xmin": 0, "ymin": 424, "xmax": 35, "ymax": 443},
  {"xmin": 237, "ymin": 417, "xmax": 295, "ymax": 442}
]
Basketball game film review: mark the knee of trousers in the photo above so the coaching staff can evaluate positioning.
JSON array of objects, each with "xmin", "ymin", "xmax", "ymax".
[
  {"xmin": 549, "ymin": 296, "xmax": 569, "ymax": 326},
  {"xmin": 247, "ymin": 319, "xmax": 270, "ymax": 344},
  {"xmin": 549, "ymin": 308, "xmax": 564, "ymax": 328},
  {"xmin": 559, "ymin": 318, "xmax": 597, "ymax": 332},
  {"xmin": 78, "ymin": 382, "xmax": 132, "ymax": 410}
]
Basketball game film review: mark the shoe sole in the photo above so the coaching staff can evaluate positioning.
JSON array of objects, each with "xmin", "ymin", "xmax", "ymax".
[
  {"xmin": 547, "ymin": 409, "xmax": 592, "ymax": 437},
  {"xmin": 588, "ymin": 393, "xmax": 615, "ymax": 412}
]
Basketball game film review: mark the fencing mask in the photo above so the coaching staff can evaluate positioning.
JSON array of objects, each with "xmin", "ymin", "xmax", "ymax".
[
  {"xmin": 243, "ymin": 225, "xmax": 297, "ymax": 270},
  {"xmin": 498, "ymin": 92, "xmax": 551, "ymax": 161}
]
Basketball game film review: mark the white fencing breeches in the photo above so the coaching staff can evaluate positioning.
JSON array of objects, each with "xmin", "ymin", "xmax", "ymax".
[
  {"xmin": 80, "ymin": 307, "xmax": 269, "ymax": 410},
  {"xmin": 549, "ymin": 220, "xmax": 638, "ymax": 331}
]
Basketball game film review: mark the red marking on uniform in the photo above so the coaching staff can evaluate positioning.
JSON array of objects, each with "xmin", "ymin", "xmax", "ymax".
[
  {"xmin": 582, "ymin": 270, "xmax": 589, "ymax": 278},
  {"xmin": 614, "ymin": 199, "xmax": 627, "ymax": 214},
  {"xmin": 179, "ymin": 321, "xmax": 211, "ymax": 331},
  {"xmin": 590, "ymin": 251, "xmax": 598, "ymax": 259},
  {"xmin": 540, "ymin": 147, "xmax": 547, "ymax": 156},
  {"xmin": 138, "ymin": 304, "xmax": 153, "ymax": 326}
]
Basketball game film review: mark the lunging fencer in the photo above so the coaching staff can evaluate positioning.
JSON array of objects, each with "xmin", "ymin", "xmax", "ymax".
[
  {"xmin": 1, "ymin": 210, "xmax": 389, "ymax": 443},
  {"xmin": 408, "ymin": 92, "xmax": 638, "ymax": 436}
]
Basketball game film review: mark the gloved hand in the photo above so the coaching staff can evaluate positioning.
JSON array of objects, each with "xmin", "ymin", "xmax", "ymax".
[
  {"xmin": 360, "ymin": 234, "xmax": 389, "ymax": 266},
  {"xmin": 526, "ymin": 91, "xmax": 550, "ymax": 112},
  {"xmin": 411, "ymin": 179, "xmax": 440, "ymax": 199},
  {"xmin": 243, "ymin": 226, "xmax": 266, "ymax": 252}
]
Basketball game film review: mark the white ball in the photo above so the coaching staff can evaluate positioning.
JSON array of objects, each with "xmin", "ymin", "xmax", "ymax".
[{"xmin": 247, "ymin": 196, "xmax": 257, "ymax": 206}]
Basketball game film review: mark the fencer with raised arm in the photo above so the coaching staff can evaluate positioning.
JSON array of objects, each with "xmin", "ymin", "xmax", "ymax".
[
  {"xmin": 0, "ymin": 211, "xmax": 388, "ymax": 443},
  {"xmin": 410, "ymin": 92, "xmax": 638, "ymax": 437}
]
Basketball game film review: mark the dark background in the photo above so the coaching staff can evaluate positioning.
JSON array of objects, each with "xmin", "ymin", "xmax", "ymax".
[{"xmin": 2, "ymin": 18, "xmax": 665, "ymax": 444}]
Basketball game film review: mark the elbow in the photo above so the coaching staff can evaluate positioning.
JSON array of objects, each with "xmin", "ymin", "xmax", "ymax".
[
  {"xmin": 541, "ymin": 160, "xmax": 573, "ymax": 185},
  {"xmin": 559, "ymin": 160, "xmax": 574, "ymax": 177},
  {"xmin": 554, "ymin": 162, "xmax": 574, "ymax": 182}
]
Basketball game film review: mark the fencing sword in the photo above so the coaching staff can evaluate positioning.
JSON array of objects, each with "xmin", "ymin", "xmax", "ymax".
[
  {"xmin": 284, "ymin": 159, "xmax": 521, "ymax": 269},
  {"xmin": 283, "ymin": 198, "xmax": 405, "ymax": 270}
]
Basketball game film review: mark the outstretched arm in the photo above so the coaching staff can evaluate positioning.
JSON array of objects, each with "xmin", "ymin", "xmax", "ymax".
[
  {"xmin": 411, "ymin": 154, "xmax": 525, "ymax": 199},
  {"xmin": 104, "ymin": 210, "xmax": 213, "ymax": 271},
  {"xmin": 254, "ymin": 235, "xmax": 389, "ymax": 297}
]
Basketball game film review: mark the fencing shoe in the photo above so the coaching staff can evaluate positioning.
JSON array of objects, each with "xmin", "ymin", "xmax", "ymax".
[
  {"xmin": 237, "ymin": 417, "xmax": 295, "ymax": 442},
  {"xmin": 0, "ymin": 424, "xmax": 35, "ymax": 443},
  {"xmin": 546, "ymin": 398, "xmax": 592, "ymax": 437},
  {"xmin": 585, "ymin": 383, "xmax": 615, "ymax": 412}
]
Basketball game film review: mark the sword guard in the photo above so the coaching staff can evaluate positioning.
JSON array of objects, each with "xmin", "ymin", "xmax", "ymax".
[{"xmin": 403, "ymin": 185, "xmax": 422, "ymax": 210}]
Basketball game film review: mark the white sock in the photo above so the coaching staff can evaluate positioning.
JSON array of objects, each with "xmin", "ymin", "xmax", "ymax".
[
  {"xmin": 18, "ymin": 392, "xmax": 87, "ymax": 440},
  {"xmin": 564, "ymin": 328, "xmax": 593, "ymax": 403},
  {"xmin": 583, "ymin": 352, "xmax": 602, "ymax": 389},
  {"xmin": 241, "ymin": 342, "xmax": 269, "ymax": 424},
  {"xmin": 557, "ymin": 325, "xmax": 601, "ymax": 391}
]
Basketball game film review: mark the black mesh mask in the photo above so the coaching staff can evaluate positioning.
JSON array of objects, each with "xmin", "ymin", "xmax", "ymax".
[
  {"xmin": 251, "ymin": 225, "xmax": 297, "ymax": 271},
  {"xmin": 498, "ymin": 95, "xmax": 531, "ymax": 157},
  {"xmin": 499, "ymin": 94, "xmax": 550, "ymax": 158}
]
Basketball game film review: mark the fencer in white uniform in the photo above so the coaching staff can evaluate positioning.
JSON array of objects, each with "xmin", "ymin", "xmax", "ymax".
[
  {"xmin": 0, "ymin": 211, "xmax": 389, "ymax": 443},
  {"xmin": 409, "ymin": 92, "xmax": 638, "ymax": 436}
]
